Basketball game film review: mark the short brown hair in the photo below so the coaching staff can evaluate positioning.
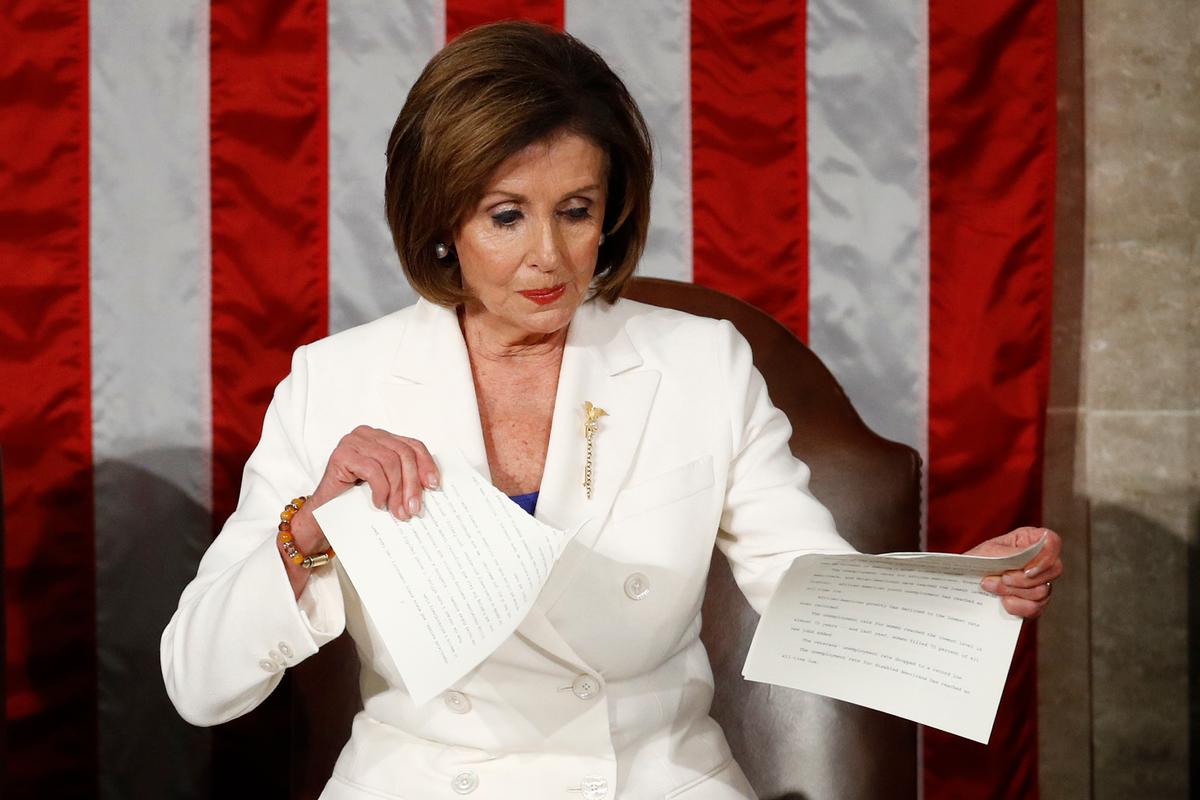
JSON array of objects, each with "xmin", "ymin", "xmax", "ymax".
[{"xmin": 384, "ymin": 21, "xmax": 653, "ymax": 306}]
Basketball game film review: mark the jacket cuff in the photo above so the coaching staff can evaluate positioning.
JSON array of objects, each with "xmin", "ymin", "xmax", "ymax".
[
  {"xmin": 245, "ymin": 535, "xmax": 346, "ymax": 667},
  {"xmin": 296, "ymin": 559, "xmax": 346, "ymax": 645}
]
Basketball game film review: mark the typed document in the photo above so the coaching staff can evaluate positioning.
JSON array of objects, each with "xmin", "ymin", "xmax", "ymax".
[
  {"xmin": 742, "ymin": 541, "xmax": 1043, "ymax": 743},
  {"xmin": 314, "ymin": 451, "xmax": 581, "ymax": 705}
]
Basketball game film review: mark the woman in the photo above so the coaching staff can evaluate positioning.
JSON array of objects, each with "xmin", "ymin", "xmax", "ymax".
[{"xmin": 162, "ymin": 21, "xmax": 1062, "ymax": 799}]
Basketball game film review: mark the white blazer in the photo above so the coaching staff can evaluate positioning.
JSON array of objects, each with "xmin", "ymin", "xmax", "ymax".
[{"xmin": 161, "ymin": 296, "xmax": 854, "ymax": 800}]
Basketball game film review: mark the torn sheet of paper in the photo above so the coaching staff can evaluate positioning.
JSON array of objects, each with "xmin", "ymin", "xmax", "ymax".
[
  {"xmin": 314, "ymin": 451, "xmax": 585, "ymax": 705},
  {"xmin": 743, "ymin": 540, "xmax": 1043, "ymax": 743}
]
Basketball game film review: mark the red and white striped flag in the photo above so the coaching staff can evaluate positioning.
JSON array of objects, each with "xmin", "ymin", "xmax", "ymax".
[{"xmin": 1, "ymin": 1, "xmax": 1054, "ymax": 797}]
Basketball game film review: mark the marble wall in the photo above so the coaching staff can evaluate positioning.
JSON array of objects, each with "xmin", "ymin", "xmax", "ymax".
[{"xmin": 1039, "ymin": 1, "xmax": 1198, "ymax": 797}]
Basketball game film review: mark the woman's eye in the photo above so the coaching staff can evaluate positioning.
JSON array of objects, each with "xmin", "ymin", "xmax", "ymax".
[
  {"xmin": 562, "ymin": 206, "xmax": 591, "ymax": 221},
  {"xmin": 491, "ymin": 209, "xmax": 522, "ymax": 227}
]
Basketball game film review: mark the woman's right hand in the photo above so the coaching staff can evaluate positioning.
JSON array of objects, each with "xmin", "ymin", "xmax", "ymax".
[{"xmin": 288, "ymin": 426, "xmax": 440, "ymax": 569}]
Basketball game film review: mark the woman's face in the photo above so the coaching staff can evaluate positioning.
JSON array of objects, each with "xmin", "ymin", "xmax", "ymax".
[{"xmin": 454, "ymin": 131, "xmax": 608, "ymax": 341}]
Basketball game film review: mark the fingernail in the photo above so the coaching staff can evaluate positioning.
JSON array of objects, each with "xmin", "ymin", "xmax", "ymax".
[
  {"xmin": 981, "ymin": 576, "xmax": 1001, "ymax": 592},
  {"xmin": 1002, "ymin": 573, "xmax": 1016, "ymax": 586},
  {"xmin": 426, "ymin": 473, "xmax": 440, "ymax": 490},
  {"xmin": 1025, "ymin": 564, "xmax": 1043, "ymax": 578},
  {"xmin": 408, "ymin": 497, "xmax": 421, "ymax": 516}
]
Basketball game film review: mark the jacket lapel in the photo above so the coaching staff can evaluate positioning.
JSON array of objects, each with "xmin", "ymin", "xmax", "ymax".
[
  {"xmin": 377, "ymin": 298, "xmax": 490, "ymax": 477},
  {"xmin": 528, "ymin": 300, "xmax": 660, "ymax": 616}
]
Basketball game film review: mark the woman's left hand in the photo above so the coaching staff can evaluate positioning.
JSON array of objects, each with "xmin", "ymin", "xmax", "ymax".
[{"xmin": 965, "ymin": 526, "xmax": 1063, "ymax": 619}]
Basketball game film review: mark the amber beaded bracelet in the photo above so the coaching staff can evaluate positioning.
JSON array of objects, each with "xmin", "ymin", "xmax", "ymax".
[{"xmin": 276, "ymin": 496, "xmax": 335, "ymax": 569}]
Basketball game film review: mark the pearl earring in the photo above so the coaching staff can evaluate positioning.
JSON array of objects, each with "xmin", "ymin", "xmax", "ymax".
[{"xmin": 434, "ymin": 242, "xmax": 450, "ymax": 259}]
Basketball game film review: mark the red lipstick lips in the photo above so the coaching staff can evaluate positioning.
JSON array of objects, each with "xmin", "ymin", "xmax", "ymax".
[{"xmin": 518, "ymin": 284, "xmax": 566, "ymax": 305}]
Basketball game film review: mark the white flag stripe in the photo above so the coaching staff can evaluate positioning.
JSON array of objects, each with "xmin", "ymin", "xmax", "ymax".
[
  {"xmin": 805, "ymin": 0, "xmax": 930, "ymax": 468},
  {"xmin": 566, "ymin": 0, "xmax": 693, "ymax": 282},
  {"xmin": 89, "ymin": 2, "xmax": 213, "ymax": 797},
  {"xmin": 327, "ymin": 0, "xmax": 442, "ymax": 334}
]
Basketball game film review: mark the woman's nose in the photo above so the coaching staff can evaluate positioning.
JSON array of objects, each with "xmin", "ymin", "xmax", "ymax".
[{"xmin": 527, "ymin": 216, "xmax": 564, "ymax": 271}]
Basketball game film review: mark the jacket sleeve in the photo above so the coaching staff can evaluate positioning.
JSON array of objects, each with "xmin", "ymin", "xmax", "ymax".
[
  {"xmin": 160, "ymin": 346, "xmax": 346, "ymax": 726},
  {"xmin": 713, "ymin": 319, "xmax": 857, "ymax": 615}
]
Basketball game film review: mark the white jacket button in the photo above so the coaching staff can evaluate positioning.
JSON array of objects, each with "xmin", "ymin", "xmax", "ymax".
[
  {"xmin": 278, "ymin": 641, "xmax": 294, "ymax": 658},
  {"xmin": 571, "ymin": 673, "xmax": 600, "ymax": 700},
  {"xmin": 451, "ymin": 770, "xmax": 478, "ymax": 794},
  {"xmin": 443, "ymin": 690, "xmax": 472, "ymax": 714},
  {"xmin": 580, "ymin": 776, "xmax": 609, "ymax": 799},
  {"xmin": 268, "ymin": 649, "xmax": 283, "ymax": 663},
  {"xmin": 258, "ymin": 659, "xmax": 279, "ymax": 673},
  {"xmin": 623, "ymin": 572, "xmax": 650, "ymax": 600}
]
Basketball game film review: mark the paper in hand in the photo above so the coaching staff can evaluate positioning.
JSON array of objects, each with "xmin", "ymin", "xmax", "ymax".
[
  {"xmin": 742, "ymin": 539, "xmax": 1044, "ymax": 743},
  {"xmin": 313, "ymin": 451, "xmax": 584, "ymax": 705}
]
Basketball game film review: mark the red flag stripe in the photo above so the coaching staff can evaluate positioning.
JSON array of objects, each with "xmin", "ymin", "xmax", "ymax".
[
  {"xmin": 208, "ymin": 2, "xmax": 328, "ymax": 790},
  {"xmin": 209, "ymin": 0, "xmax": 330, "ymax": 529},
  {"xmin": 0, "ymin": 3, "xmax": 97, "ymax": 796},
  {"xmin": 446, "ymin": 0, "xmax": 563, "ymax": 40},
  {"xmin": 690, "ymin": 1, "xmax": 808, "ymax": 340},
  {"xmin": 925, "ymin": 0, "xmax": 1056, "ymax": 797}
]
